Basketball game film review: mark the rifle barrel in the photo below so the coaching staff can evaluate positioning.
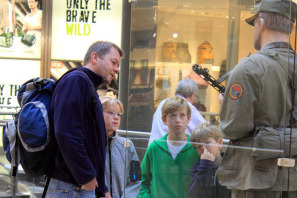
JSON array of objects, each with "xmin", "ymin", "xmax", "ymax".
[{"xmin": 217, "ymin": 71, "xmax": 231, "ymax": 83}]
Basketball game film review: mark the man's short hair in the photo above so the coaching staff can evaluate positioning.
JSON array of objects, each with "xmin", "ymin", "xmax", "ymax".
[
  {"xmin": 161, "ymin": 96, "xmax": 191, "ymax": 120},
  {"xmin": 83, "ymin": 41, "xmax": 125, "ymax": 65},
  {"xmin": 190, "ymin": 123, "xmax": 222, "ymax": 148},
  {"xmin": 259, "ymin": 12, "xmax": 294, "ymax": 34},
  {"xmin": 175, "ymin": 79, "xmax": 198, "ymax": 98},
  {"xmin": 100, "ymin": 96, "xmax": 124, "ymax": 113}
]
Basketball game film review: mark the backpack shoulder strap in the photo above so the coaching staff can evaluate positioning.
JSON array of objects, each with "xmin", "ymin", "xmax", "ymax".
[
  {"xmin": 55, "ymin": 68, "xmax": 94, "ymax": 89},
  {"xmin": 54, "ymin": 68, "xmax": 79, "ymax": 88},
  {"xmin": 258, "ymin": 50, "xmax": 297, "ymax": 124},
  {"xmin": 258, "ymin": 50, "xmax": 289, "ymax": 75}
]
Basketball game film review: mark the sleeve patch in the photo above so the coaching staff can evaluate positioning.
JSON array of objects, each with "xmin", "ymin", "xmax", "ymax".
[{"xmin": 229, "ymin": 84, "xmax": 243, "ymax": 100}]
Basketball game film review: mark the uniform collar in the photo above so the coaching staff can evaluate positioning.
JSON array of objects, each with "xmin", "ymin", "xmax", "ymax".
[{"xmin": 261, "ymin": 42, "xmax": 293, "ymax": 51}]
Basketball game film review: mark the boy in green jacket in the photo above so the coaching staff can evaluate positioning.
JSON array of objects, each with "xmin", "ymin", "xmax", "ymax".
[{"xmin": 138, "ymin": 96, "xmax": 199, "ymax": 198}]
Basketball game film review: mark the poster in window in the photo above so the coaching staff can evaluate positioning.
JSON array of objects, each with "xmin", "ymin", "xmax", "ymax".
[
  {"xmin": 51, "ymin": 0, "xmax": 123, "ymax": 61},
  {"xmin": 0, "ymin": 0, "xmax": 42, "ymax": 59},
  {"xmin": 0, "ymin": 59, "xmax": 40, "ymax": 107}
]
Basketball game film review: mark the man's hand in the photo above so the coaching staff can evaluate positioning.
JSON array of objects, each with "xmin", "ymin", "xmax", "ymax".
[
  {"xmin": 101, "ymin": 192, "xmax": 112, "ymax": 198},
  {"xmin": 81, "ymin": 177, "xmax": 98, "ymax": 191},
  {"xmin": 201, "ymin": 148, "xmax": 215, "ymax": 161}
]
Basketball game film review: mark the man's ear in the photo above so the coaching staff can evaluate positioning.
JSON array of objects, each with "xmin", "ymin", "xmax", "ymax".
[
  {"xmin": 90, "ymin": 52, "xmax": 98, "ymax": 63},
  {"xmin": 188, "ymin": 93, "xmax": 195, "ymax": 104},
  {"xmin": 258, "ymin": 18, "xmax": 265, "ymax": 30},
  {"xmin": 259, "ymin": 18, "xmax": 264, "ymax": 25}
]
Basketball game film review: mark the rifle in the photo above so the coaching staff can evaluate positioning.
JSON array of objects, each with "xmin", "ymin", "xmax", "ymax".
[
  {"xmin": 192, "ymin": 53, "xmax": 251, "ymax": 94},
  {"xmin": 217, "ymin": 71, "xmax": 231, "ymax": 83},
  {"xmin": 192, "ymin": 64, "xmax": 227, "ymax": 94}
]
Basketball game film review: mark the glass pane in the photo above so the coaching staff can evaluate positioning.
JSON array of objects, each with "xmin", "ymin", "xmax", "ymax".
[{"xmin": 127, "ymin": 0, "xmax": 297, "ymax": 197}]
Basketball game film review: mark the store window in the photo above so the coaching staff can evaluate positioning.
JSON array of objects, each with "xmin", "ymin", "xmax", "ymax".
[
  {"xmin": 0, "ymin": 0, "xmax": 297, "ymax": 197},
  {"xmin": 127, "ymin": 0, "xmax": 297, "ymax": 197},
  {"xmin": 127, "ymin": 0, "xmax": 255, "ymax": 132}
]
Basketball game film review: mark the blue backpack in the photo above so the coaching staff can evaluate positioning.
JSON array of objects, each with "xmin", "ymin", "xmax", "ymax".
[
  {"xmin": 2, "ymin": 68, "xmax": 88, "ymax": 177},
  {"xmin": 3, "ymin": 77, "xmax": 56, "ymax": 177},
  {"xmin": 2, "ymin": 69, "xmax": 94, "ymax": 197}
]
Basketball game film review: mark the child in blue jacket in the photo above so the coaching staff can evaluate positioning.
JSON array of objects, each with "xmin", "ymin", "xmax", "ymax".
[{"xmin": 189, "ymin": 123, "xmax": 231, "ymax": 198}]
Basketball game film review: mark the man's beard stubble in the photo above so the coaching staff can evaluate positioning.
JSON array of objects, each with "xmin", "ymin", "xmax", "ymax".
[{"xmin": 254, "ymin": 32, "xmax": 261, "ymax": 51}]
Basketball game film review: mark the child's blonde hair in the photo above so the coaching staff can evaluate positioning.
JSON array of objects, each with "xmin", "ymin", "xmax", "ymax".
[
  {"xmin": 100, "ymin": 96, "xmax": 124, "ymax": 113},
  {"xmin": 190, "ymin": 123, "xmax": 222, "ymax": 148},
  {"xmin": 161, "ymin": 96, "xmax": 191, "ymax": 120}
]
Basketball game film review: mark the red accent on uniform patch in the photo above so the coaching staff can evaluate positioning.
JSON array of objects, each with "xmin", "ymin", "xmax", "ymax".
[
  {"xmin": 229, "ymin": 84, "xmax": 243, "ymax": 100},
  {"xmin": 233, "ymin": 86, "xmax": 240, "ymax": 92}
]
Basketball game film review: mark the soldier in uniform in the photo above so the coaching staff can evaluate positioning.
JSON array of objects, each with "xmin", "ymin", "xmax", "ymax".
[{"xmin": 217, "ymin": 0, "xmax": 297, "ymax": 197}]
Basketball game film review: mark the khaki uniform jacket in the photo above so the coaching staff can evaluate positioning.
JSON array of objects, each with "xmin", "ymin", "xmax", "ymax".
[{"xmin": 217, "ymin": 42, "xmax": 297, "ymax": 191}]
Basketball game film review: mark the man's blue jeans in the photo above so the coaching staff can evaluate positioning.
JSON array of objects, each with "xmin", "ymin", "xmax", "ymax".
[{"xmin": 46, "ymin": 178, "xmax": 95, "ymax": 198}]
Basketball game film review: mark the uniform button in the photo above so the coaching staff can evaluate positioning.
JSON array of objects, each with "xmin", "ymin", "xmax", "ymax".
[{"xmin": 274, "ymin": 54, "xmax": 279, "ymax": 59}]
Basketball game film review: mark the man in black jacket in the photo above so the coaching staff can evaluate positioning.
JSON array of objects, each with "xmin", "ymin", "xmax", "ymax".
[{"xmin": 47, "ymin": 41, "xmax": 124, "ymax": 197}]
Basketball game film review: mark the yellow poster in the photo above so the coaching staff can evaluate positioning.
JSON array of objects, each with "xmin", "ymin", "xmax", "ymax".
[{"xmin": 51, "ymin": 0, "xmax": 123, "ymax": 61}]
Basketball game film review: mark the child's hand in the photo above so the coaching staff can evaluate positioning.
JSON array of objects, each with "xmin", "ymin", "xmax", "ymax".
[{"xmin": 201, "ymin": 148, "xmax": 215, "ymax": 161}]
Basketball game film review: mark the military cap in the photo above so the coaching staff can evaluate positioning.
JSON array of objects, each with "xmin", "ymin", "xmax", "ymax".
[{"xmin": 246, "ymin": 0, "xmax": 297, "ymax": 26}]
